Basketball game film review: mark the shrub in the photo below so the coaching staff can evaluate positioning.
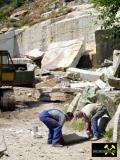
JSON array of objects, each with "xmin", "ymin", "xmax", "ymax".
[
  {"xmin": 91, "ymin": 0, "xmax": 120, "ymax": 38},
  {"xmin": 11, "ymin": 0, "xmax": 26, "ymax": 8}
]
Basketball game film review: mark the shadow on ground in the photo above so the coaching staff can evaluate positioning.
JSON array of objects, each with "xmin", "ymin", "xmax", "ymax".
[{"xmin": 63, "ymin": 133, "xmax": 89, "ymax": 146}]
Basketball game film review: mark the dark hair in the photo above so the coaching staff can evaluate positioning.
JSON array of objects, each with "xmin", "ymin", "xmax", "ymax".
[{"xmin": 66, "ymin": 112, "xmax": 74, "ymax": 118}]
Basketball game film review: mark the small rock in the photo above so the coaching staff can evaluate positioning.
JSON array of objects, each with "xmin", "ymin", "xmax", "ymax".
[
  {"xmin": 27, "ymin": 93, "xmax": 32, "ymax": 97},
  {"xmin": 1, "ymin": 27, "xmax": 8, "ymax": 33}
]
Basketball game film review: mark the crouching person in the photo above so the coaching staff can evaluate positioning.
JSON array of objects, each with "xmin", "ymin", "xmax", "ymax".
[
  {"xmin": 39, "ymin": 109, "xmax": 74, "ymax": 147},
  {"xmin": 75, "ymin": 103, "xmax": 110, "ymax": 141}
]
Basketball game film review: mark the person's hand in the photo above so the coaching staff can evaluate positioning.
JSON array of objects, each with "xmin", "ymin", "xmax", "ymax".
[{"xmin": 75, "ymin": 113, "xmax": 80, "ymax": 120}]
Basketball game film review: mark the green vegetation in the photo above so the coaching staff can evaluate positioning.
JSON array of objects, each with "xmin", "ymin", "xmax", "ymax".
[
  {"xmin": 0, "ymin": 0, "xmax": 73, "ymax": 30},
  {"xmin": 0, "ymin": 0, "xmax": 26, "ymax": 8},
  {"xmin": 11, "ymin": 0, "xmax": 26, "ymax": 8},
  {"xmin": 91, "ymin": 0, "xmax": 120, "ymax": 38},
  {"xmin": 102, "ymin": 128, "xmax": 113, "ymax": 141},
  {"xmin": 66, "ymin": 118, "xmax": 85, "ymax": 131}
]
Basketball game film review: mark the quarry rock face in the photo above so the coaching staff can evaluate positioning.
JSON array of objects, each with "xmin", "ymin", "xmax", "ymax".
[
  {"xmin": 0, "ymin": 4, "xmax": 100, "ymax": 58},
  {"xmin": 41, "ymin": 39, "xmax": 85, "ymax": 70}
]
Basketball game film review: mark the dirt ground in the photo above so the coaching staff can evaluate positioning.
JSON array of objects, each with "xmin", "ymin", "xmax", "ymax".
[{"xmin": 0, "ymin": 88, "xmax": 120, "ymax": 160}]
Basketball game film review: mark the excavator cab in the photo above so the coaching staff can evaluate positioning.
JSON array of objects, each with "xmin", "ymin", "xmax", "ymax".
[
  {"xmin": 0, "ymin": 50, "xmax": 35, "ymax": 112},
  {"xmin": 0, "ymin": 51, "xmax": 15, "ymax": 84}
]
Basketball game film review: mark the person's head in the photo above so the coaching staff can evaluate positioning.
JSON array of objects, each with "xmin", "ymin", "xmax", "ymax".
[
  {"xmin": 65, "ymin": 112, "xmax": 74, "ymax": 121},
  {"xmin": 75, "ymin": 111, "xmax": 84, "ymax": 119}
]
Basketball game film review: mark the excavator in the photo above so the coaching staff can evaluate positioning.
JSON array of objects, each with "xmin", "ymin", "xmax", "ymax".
[{"xmin": 0, "ymin": 50, "xmax": 35, "ymax": 111}]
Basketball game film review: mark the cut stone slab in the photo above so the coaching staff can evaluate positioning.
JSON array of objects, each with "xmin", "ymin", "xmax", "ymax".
[
  {"xmin": 38, "ymin": 86, "xmax": 82, "ymax": 95},
  {"xmin": 113, "ymin": 50, "xmax": 120, "ymax": 77},
  {"xmin": 113, "ymin": 104, "xmax": 120, "ymax": 142},
  {"xmin": 41, "ymin": 39, "xmax": 85, "ymax": 71},
  {"xmin": 70, "ymin": 81, "xmax": 96, "ymax": 89},
  {"xmin": 25, "ymin": 49, "xmax": 44, "ymax": 61},
  {"xmin": 67, "ymin": 67, "xmax": 104, "ymax": 81},
  {"xmin": 12, "ymin": 58, "xmax": 32, "ymax": 64},
  {"xmin": 95, "ymin": 79, "xmax": 107, "ymax": 89}
]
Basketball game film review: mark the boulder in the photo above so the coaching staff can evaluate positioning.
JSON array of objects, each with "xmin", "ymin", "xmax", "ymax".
[
  {"xmin": 67, "ymin": 93, "xmax": 81, "ymax": 113},
  {"xmin": 108, "ymin": 77, "xmax": 120, "ymax": 89},
  {"xmin": 0, "ymin": 28, "xmax": 8, "ymax": 33},
  {"xmin": 75, "ymin": 86, "xmax": 99, "ymax": 112},
  {"xmin": 41, "ymin": 39, "xmax": 85, "ymax": 71},
  {"xmin": 25, "ymin": 49, "xmax": 44, "ymax": 61},
  {"xmin": 10, "ymin": 10, "xmax": 28, "ymax": 21},
  {"xmin": 96, "ymin": 90, "xmax": 120, "ymax": 116}
]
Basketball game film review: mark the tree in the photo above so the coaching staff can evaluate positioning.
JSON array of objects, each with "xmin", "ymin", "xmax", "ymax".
[
  {"xmin": 11, "ymin": 0, "xmax": 26, "ymax": 8},
  {"xmin": 91, "ymin": 0, "xmax": 120, "ymax": 38},
  {"xmin": 0, "ymin": 0, "xmax": 26, "ymax": 8}
]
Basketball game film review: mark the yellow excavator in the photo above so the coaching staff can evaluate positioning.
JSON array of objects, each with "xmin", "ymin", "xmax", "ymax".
[{"xmin": 0, "ymin": 50, "xmax": 35, "ymax": 111}]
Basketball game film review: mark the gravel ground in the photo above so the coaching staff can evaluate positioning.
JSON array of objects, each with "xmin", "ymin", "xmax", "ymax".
[{"xmin": 0, "ymin": 88, "xmax": 120, "ymax": 160}]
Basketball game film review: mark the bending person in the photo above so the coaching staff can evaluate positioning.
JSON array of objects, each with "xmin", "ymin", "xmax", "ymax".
[
  {"xmin": 75, "ymin": 103, "xmax": 110, "ymax": 141},
  {"xmin": 39, "ymin": 108, "xmax": 74, "ymax": 146}
]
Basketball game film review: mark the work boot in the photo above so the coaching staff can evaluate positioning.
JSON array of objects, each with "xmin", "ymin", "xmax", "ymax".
[{"xmin": 91, "ymin": 136, "xmax": 99, "ymax": 141}]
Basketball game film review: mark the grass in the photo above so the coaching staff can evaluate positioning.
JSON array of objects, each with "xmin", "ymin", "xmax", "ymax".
[
  {"xmin": 102, "ymin": 128, "xmax": 113, "ymax": 141},
  {"xmin": 63, "ymin": 103, "xmax": 85, "ymax": 131},
  {"xmin": 66, "ymin": 118, "xmax": 85, "ymax": 131}
]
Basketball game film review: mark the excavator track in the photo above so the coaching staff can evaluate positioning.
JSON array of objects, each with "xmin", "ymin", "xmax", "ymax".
[{"xmin": 0, "ymin": 89, "xmax": 15, "ymax": 111}]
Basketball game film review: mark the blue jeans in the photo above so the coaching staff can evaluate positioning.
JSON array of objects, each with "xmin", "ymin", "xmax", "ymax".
[
  {"xmin": 91, "ymin": 105, "xmax": 108, "ymax": 138},
  {"xmin": 39, "ymin": 111, "xmax": 62, "ymax": 144}
]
